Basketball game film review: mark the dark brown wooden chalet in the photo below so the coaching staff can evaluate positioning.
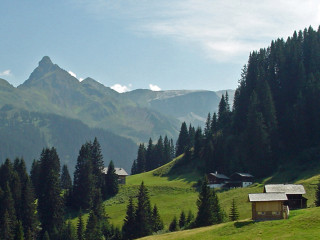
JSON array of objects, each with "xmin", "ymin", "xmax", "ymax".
[
  {"xmin": 207, "ymin": 172, "xmax": 230, "ymax": 188},
  {"xmin": 228, "ymin": 172, "xmax": 254, "ymax": 188},
  {"xmin": 264, "ymin": 184, "xmax": 307, "ymax": 209},
  {"xmin": 249, "ymin": 192, "xmax": 289, "ymax": 221},
  {"xmin": 102, "ymin": 167, "xmax": 129, "ymax": 184}
]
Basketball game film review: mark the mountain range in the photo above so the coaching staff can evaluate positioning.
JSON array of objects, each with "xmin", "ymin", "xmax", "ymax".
[{"xmin": 0, "ymin": 56, "xmax": 234, "ymax": 172}]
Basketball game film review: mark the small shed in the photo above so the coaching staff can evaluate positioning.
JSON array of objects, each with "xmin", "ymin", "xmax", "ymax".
[
  {"xmin": 207, "ymin": 172, "xmax": 230, "ymax": 188},
  {"xmin": 249, "ymin": 192, "xmax": 289, "ymax": 221},
  {"xmin": 264, "ymin": 184, "xmax": 307, "ymax": 209},
  {"xmin": 102, "ymin": 167, "xmax": 129, "ymax": 184},
  {"xmin": 229, "ymin": 172, "xmax": 254, "ymax": 188}
]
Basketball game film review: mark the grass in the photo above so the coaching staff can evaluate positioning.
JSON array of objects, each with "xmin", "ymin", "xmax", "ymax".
[
  {"xmin": 69, "ymin": 155, "xmax": 320, "ymax": 236},
  {"xmin": 139, "ymin": 207, "xmax": 320, "ymax": 240}
]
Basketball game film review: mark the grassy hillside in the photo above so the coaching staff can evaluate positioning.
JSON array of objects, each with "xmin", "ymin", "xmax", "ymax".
[
  {"xmin": 70, "ymin": 155, "xmax": 319, "ymax": 234},
  {"xmin": 139, "ymin": 207, "xmax": 320, "ymax": 240}
]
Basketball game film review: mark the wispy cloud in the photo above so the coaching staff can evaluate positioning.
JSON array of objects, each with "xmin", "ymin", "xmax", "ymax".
[
  {"xmin": 111, "ymin": 83, "xmax": 131, "ymax": 93},
  {"xmin": 149, "ymin": 84, "xmax": 161, "ymax": 91},
  {"xmin": 0, "ymin": 69, "xmax": 11, "ymax": 76},
  {"xmin": 76, "ymin": 0, "xmax": 320, "ymax": 62}
]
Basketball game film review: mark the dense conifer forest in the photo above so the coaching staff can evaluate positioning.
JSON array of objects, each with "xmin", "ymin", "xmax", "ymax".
[{"xmin": 168, "ymin": 26, "xmax": 320, "ymax": 178}]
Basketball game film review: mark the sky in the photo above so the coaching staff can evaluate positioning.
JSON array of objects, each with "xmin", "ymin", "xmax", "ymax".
[{"xmin": 1, "ymin": 0, "xmax": 320, "ymax": 92}]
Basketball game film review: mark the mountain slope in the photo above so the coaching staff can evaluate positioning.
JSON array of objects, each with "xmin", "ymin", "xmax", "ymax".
[{"xmin": 0, "ymin": 107, "xmax": 137, "ymax": 171}]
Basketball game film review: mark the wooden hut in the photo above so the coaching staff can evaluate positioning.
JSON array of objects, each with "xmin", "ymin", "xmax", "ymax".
[
  {"xmin": 249, "ymin": 193, "xmax": 289, "ymax": 221},
  {"xmin": 264, "ymin": 184, "xmax": 307, "ymax": 209},
  {"xmin": 102, "ymin": 167, "xmax": 129, "ymax": 184},
  {"xmin": 207, "ymin": 172, "xmax": 230, "ymax": 188},
  {"xmin": 229, "ymin": 172, "xmax": 254, "ymax": 188}
]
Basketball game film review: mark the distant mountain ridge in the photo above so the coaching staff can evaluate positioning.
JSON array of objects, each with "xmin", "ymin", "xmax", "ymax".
[{"xmin": 0, "ymin": 56, "xmax": 234, "ymax": 171}]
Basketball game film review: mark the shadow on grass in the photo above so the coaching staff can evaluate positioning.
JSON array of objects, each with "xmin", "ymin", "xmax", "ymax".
[{"xmin": 234, "ymin": 221, "xmax": 254, "ymax": 228}]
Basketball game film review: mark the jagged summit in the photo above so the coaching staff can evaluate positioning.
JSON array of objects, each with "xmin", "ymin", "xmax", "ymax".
[
  {"xmin": 39, "ymin": 56, "xmax": 53, "ymax": 67},
  {"xmin": 18, "ymin": 56, "xmax": 75, "ymax": 88}
]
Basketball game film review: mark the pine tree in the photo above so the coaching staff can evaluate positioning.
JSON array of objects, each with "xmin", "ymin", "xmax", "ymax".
[
  {"xmin": 42, "ymin": 231, "xmax": 50, "ymax": 240},
  {"xmin": 179, "ymin": 210, "xmax": 186, "ymax": 229},
  {"xmin": 169, "ymin": 216, "xmax": 178, "ymax": 232},
  {"xmin": 145, "ymin": 138, "xmax": 154, "ymax": 171},
  {"xmin": 85, "ymin": 211, "xmax": 103, "ymax": 240},
  {"xmin": 134, "ymin": 181, "xmax": 153, "ymax": 238},
  {"xmin": 1, "ymin": 210, "xmax": 14, "ymax": 240},
  {"xmin": 136, "ymin": 144, "xmax": 147, "ymax": 173},
  {"xmin": 315, "ymin": 178, "xmax": 320, "ymax": 207},
  {"xmin": 186, "ymin": 210, "xmax": 194, "ymax": 225},
  {"xmin": 122, "ymin": 197, "xmax": 136, "ymax": 240},
  {"xmin": 72, "ymin": 142, "xmax": 95, "ymax": 209},
  {"xmin": 20, "ymin": 177, "xmax": 38, "ymax": 239},
  {"xmin": 131, "ymin": 160, "xmax": 138, "ymax": 175},
  {"xmin": 37, "ymin": 148, "xmax": 64, "ymax": 237},
  {"xmin": 104, "ymin": 160, "xmax": 119, "ymax": 197},
  {"xmin": 229, "ymin": 199, "xmax": 239, "ymax": 221},
  {"xmin": 195, "ymin": 177, "xmax": 223, "ymax": 227},
  {"xmin": 15, "ymin": 221, "xmax": 24, "ymax": 240},
  {"xmin": 30, "ymin": 159, "xmax": 40, "ymax": 197},
  {"xmin": 151, "ymin": 204, "xmax": 164, "ymax": 232},
  {"xmin": 91, "ymin": 137, "xmax": 105, "ymax": 191},
  {"xmin": 76, "ymin": 209, "xmax": 85, "ymax": 240},
  {"xmin": 61, "ymin": 164, "xmax": 72, "ymax": 190},
  {"xmin": 176, "ymin": 122, "xmax": 190, "ymax": 156}
]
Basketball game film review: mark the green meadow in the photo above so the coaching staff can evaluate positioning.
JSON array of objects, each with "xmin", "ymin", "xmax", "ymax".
[{"xmin": 70, "ymin": 155, "xmax": 320, "ymax": 239}]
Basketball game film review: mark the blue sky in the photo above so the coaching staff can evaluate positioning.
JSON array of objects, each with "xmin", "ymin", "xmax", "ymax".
[{"xmin": 1, "ymin": 0, "xmax": 320, "ymax": 92}]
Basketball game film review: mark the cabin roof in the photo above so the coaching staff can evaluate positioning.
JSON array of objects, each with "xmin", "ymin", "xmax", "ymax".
[
  {"xmin": 208, "ymin": 172, "xmax": 230, "ymax": 180},
  {"xmin": 232, "ymin": 172, "xmax": 254, "ymax": 178},
  {"xmin": 102, "ymin": 167, "xmax": 128, "ymax": 176},
  {"xmin": 249, "ymin": 192, "xmax": 288, "ymax": 202},
  {"xmin": 264, "ymin": 184, "xmax": 306, "ymax": 195}
]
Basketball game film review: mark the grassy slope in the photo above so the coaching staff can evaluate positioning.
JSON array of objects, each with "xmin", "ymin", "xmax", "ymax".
[
  {"xmin": 139, "ymin": 207, "xmax": 320, "ymax": 240},
  {"xmin": 70, "ymin": 156, "xmax": 320, "ymax": 235}
]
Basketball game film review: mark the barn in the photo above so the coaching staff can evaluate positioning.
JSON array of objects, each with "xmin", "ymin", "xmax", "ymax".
[
  {"xmin": 248, "ymin": 192, "xmax": 289, "ymax": 221},
  {"xmin": 264, "ymin": 184, "xmax": 307, "ymax": 209}
]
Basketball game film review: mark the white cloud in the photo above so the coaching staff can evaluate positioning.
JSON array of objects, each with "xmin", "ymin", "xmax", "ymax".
[
  {"xmin": 68, "ymin": 70, "xmax": 77, "ymax": 78},
  {"xmin": 110, "ymin": 83, "xmax": 131, "ymax": 93},
  {"xmin": 0, "ymin": 69, "xmax": 11, "ymax": 76},
  {"xmin": 79, "ymin": 0, "xmax": 320, "ymax": 62},
  {"xmin": 79, "ymin": 77, "xmax": 84, "ymax": 82},
  {"xmin": 149, "ymin": 84, "xmax": 161, "ymax": 91}
]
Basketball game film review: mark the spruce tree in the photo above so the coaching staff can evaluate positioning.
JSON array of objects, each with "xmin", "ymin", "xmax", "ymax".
[
  {"xmin": 186, "ymin": 210, "xmax": 194, "ymax": 225},
  {"xmin": 145, "ymin": 138, "xmax": 154, "ymax": 171},
  {"xmin": 104, "ymin": 160, "xmax": 119, "ymax": 197},
  {"xmin": 61, "ymin": 164, "xmax": 72, "ymax": 190},
  {"xmin": 122, "ymin": 197, "xmax": 136, "ymax": 240},
  {"xmin": 136, "ymin": 144, "xmax": 147, "ymax": 173},
  {"xmin": 169, "ymin": 216, "xmax": 178, "ymax": 232},
  {"xmin": 15, "ymin": 221, "xmax": 24, "ymax": 240},
  {"xmin": 176, "ymin": 122, "xmax": 190, "ymax": 156},
  {"xmin": 37, "ymin": 148, "xmax": 64, "ymax": 237},
  {"xmin": 229, "ymin": 199, "xmax": 239, "ymax": 221},
  {"xmin": 134, "ymin": 181, "xmax": 152, "ymax": 238},
  {"xmin": 179, "ymin": 210, "xmax": 186, "ymax": 229},
  {"xmin": 72, "ymin": 142, "xmax": 95, "ymax": 209},
  {"xmin": 152, "ymin": 204, "xmax": 164, "ymax": 232},
  {"xmin": 91, "ymin": 137, "xmax": 105, "ymax": 191},
  {"xmin": 195, "ymin": 177, "xmax": 223, "ymax": 227}
]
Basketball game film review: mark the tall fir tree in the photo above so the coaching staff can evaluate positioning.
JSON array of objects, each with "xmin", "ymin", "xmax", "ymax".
[
  {"xmin": 76, "ymin": 209, "xmax": 85, "ymax": 240},
  {"xmin": 37, "ymin": 148, "xmax": 64, "ymax": 238},
  {"xmin": 91, "ymin": 137, "xmax": 105, "ymax": 191},
  {"xmin": 229, "ymin": 199, "xmax": 239, "ymax": 221},
  {"xmin": 122, "ymin": 197, "xmax": 136, "ymax": 240},
  {"xmin": 72, "ymin": 142, "xmax": 95, "ymax": 209},
  {"xmin": 176, "ymin": 122, "xmax": 190, "ymax": 157},
  {"xmin": 61, "ymin": 164, "xmax": 72, "ymax": 190},
  {"xmin": 169, "ymin": 216, "xmax": 178, "ymax": 232},
  {"xmin": 151, "ymin": 204, "xmax": 164, "ymax": 233},
  {"xmin": 179, "ymin": 210, "xmax": 186, "ymax": 229},
  {"xmin": 104, "ymin": 160, "xmax": 119, "ymax": 197},
  {"xmin": 134, "ymin": 181, "xmax": 153, "ymax": 238}
]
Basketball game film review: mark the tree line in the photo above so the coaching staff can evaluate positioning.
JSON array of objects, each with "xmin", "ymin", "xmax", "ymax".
[
  {"xmin": 172, "ymin": 26, "xmax": 320, "ymax": 178},
  {"xmin": 131, "ymin": 135, "xmax": 175, "ymax": 174}
]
